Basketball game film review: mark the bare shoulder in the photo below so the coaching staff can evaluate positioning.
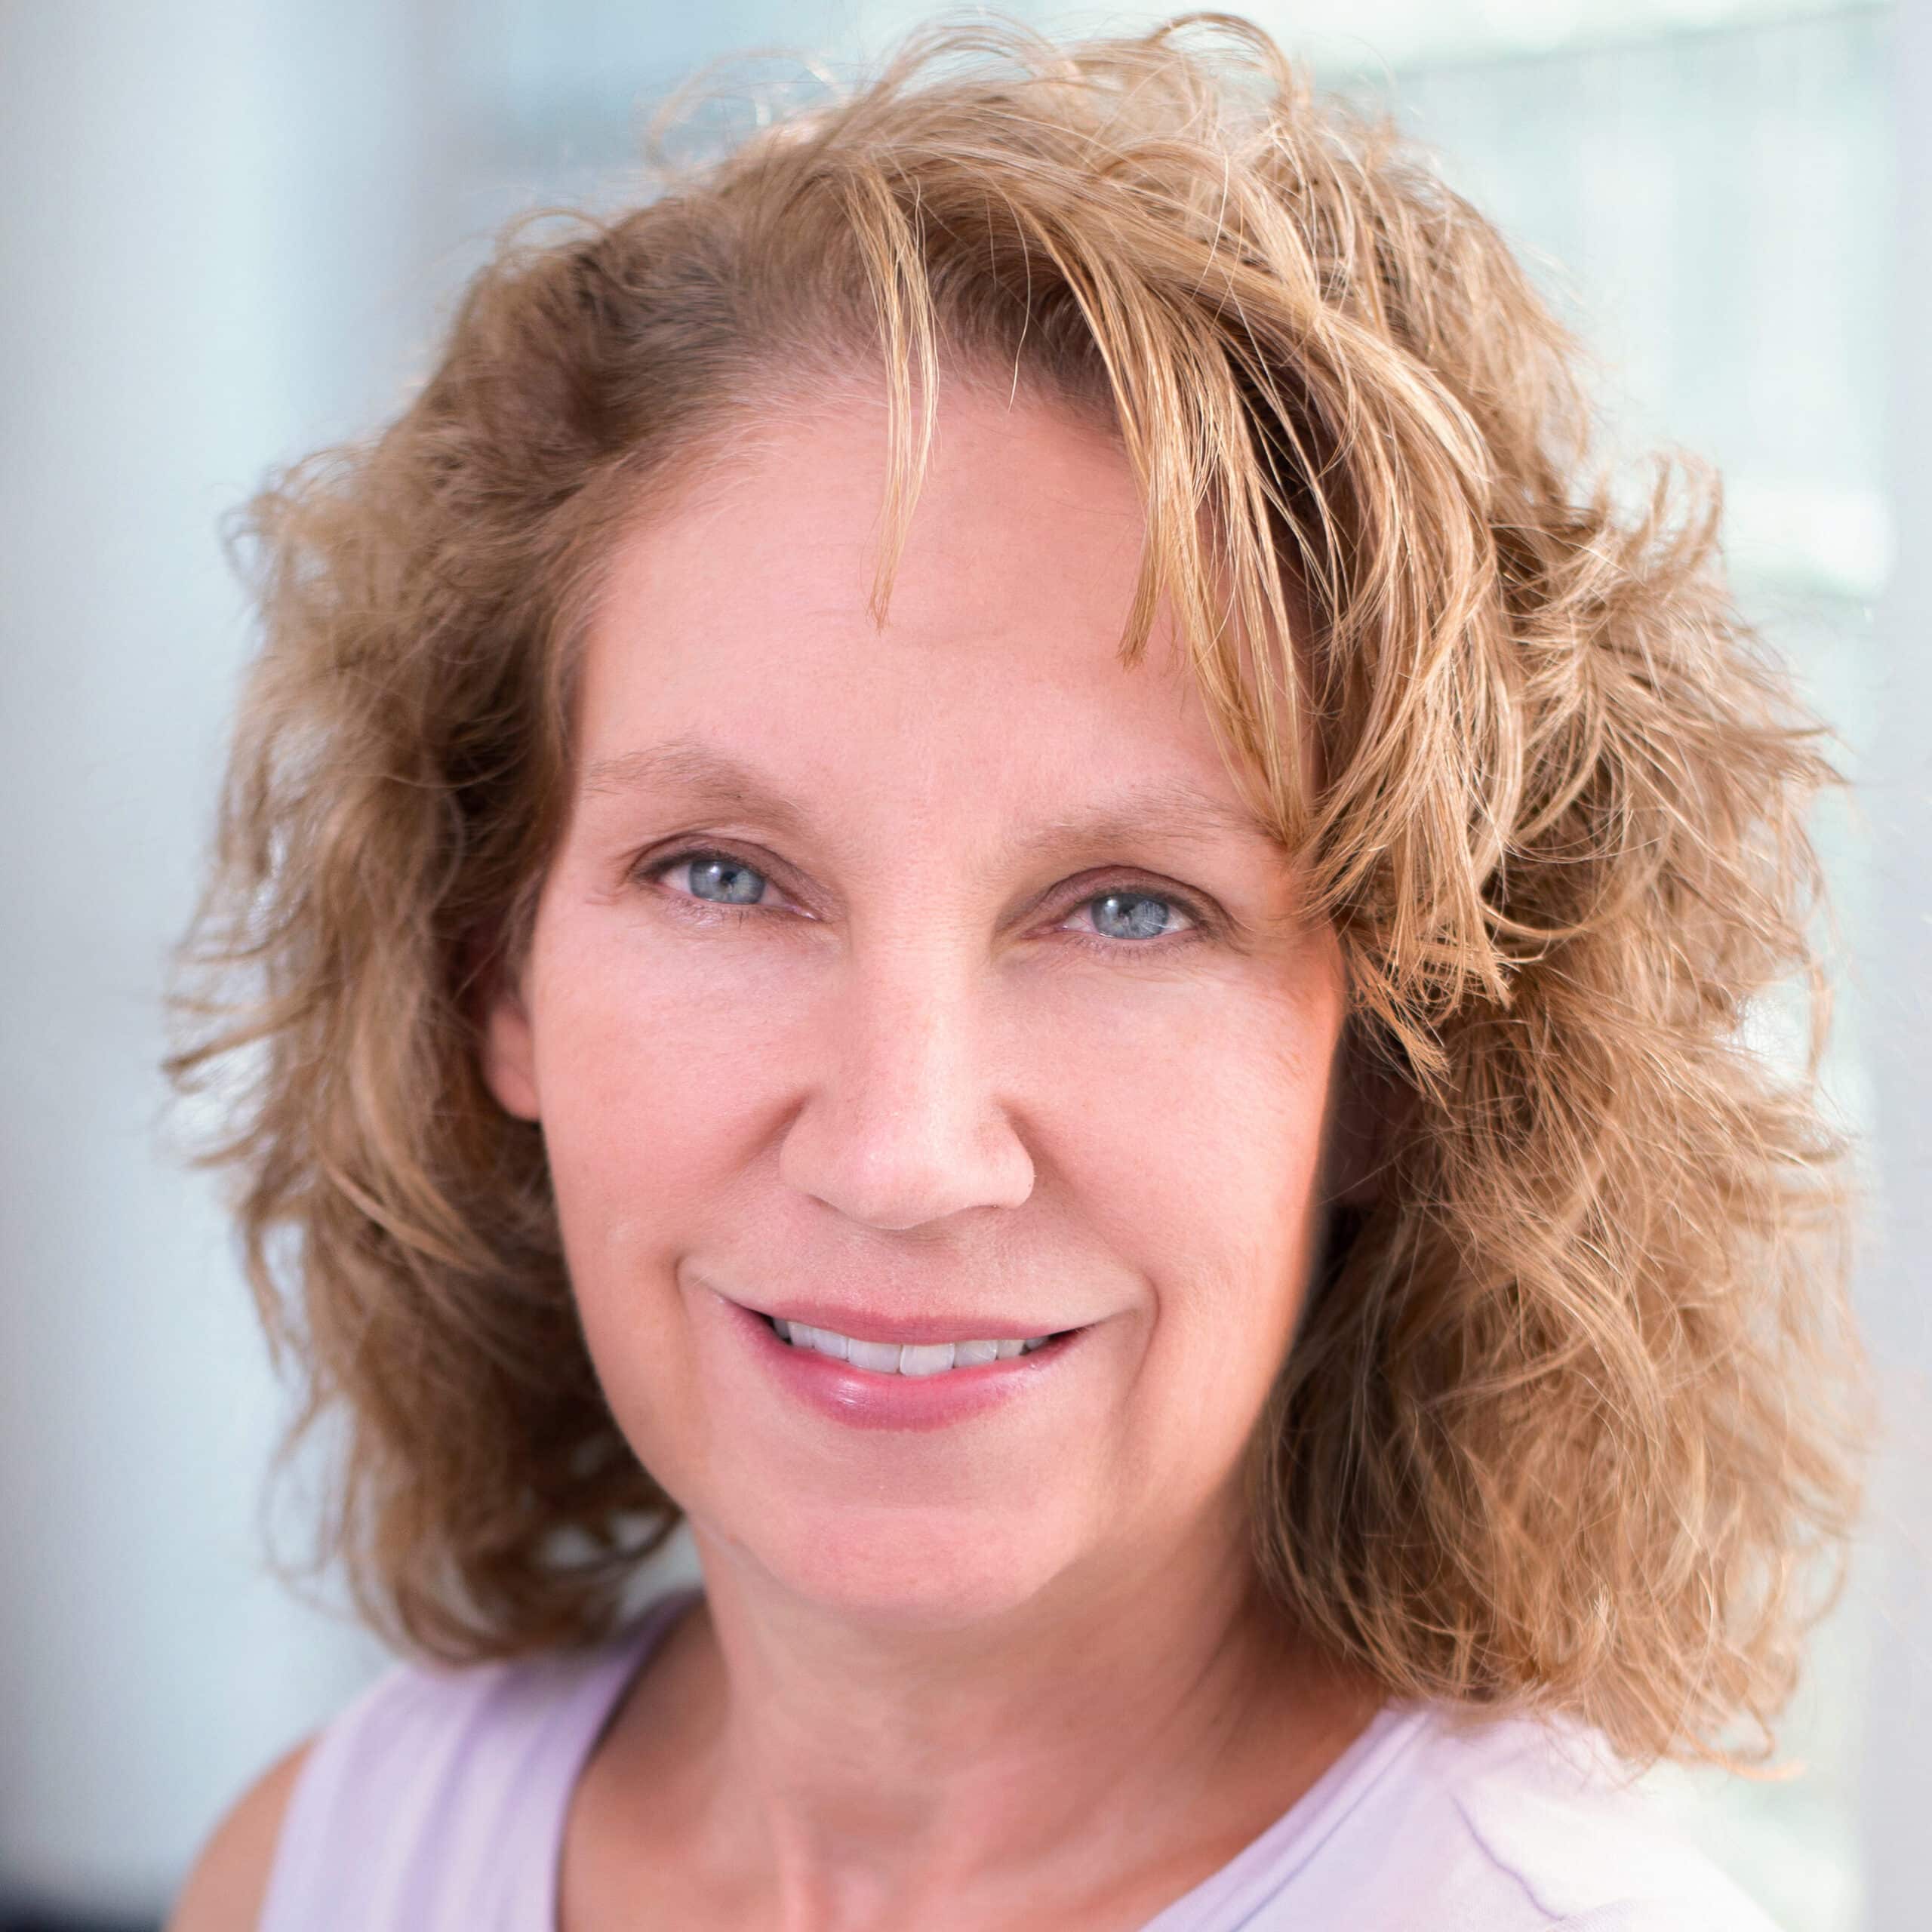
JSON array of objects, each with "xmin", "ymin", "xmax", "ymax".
[{"xmin": 164, "ymin": 1734, "xmax": 318, "ymax": 1932}]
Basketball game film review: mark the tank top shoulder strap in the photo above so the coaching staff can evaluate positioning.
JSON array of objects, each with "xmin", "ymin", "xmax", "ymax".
[{"xmin": 257, "ymin": 1586, "xmax": 700, "ymax": 1932}]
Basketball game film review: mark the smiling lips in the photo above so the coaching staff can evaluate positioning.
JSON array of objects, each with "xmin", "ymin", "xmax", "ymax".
[
  {"xmin": 764, "ymin": 1316, "xmax": 1052, "ymax": 1376},
  {"xmin": 721, "ymin": 1291, "xmax": 1080, "ymax": 1429},
  {"xmin": 719, "ymin": 1280, "xmax": 1079, "ymax": 1354}
]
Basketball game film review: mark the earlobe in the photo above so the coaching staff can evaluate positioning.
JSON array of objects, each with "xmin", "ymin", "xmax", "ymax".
[{"xmin": 479, "ymin": 975, "xmax": 542, "ymax": 1123}]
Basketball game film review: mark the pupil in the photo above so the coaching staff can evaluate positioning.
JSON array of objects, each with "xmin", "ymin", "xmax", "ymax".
[
  {"xmin": 1096, "ymin": 891, "xmax": 1167, "ymax": 940},
  {"xmin": 688, "ymin": 857, "xmax": 761, "ymax": 900}
]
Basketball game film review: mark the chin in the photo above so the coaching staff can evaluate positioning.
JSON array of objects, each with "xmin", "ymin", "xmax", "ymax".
[{"xmin": 717, "ymin": 1497, "xmax": 1084, "ymax": 1632}]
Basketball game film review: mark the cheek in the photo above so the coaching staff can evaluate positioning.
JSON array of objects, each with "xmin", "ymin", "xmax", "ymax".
[
  {"xmin": 531, "ymin": 919, "xmax": 754, "ymax": 1210},
  {"xmin": 1033, "ymin": 1010, "xmax": 1340, "ymax": 1499},
  {"xmin": 1061, "ymin": 1003, "xmax": 1337, "ymax": 1318},
  {"xmin": 529, "ymin": 927, "xmax": 792, "ymax": 1414}
]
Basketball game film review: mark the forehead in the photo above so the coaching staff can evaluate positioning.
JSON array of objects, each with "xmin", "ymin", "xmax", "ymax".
[{"xmin": 570, "ymin": 386, "xmax": 1296, "ymax": 854}]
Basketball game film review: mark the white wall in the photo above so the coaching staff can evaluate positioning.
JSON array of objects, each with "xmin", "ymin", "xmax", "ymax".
[{"xmin": 0, "ymin": 0, "xmax": 458, "ymax": 1912}]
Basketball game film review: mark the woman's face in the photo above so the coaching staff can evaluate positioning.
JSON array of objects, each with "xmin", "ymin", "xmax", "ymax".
[{"xmin": 484, "ymin": 382, "xmax": 1352, "ymax": 1628}]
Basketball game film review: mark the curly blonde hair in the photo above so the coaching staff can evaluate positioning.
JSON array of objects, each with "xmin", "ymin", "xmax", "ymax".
[{"xmin": 165, "ymin": 10, "xmax": 1870, "ymax": 1772}]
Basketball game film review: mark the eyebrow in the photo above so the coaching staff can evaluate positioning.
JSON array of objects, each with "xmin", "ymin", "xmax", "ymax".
[{"xmin": 579, "ymin": 736, "xmax": 1287, "ymax": 860}]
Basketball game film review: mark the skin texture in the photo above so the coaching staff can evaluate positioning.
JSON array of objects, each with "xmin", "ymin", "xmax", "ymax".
[
  {"xmin": 480, "ymin": 383, "xmax": 1385, "ymax": 1930},
  {"xmin": 164, "ymin": 1737, "xmax": 314, "ymax": 1932}
]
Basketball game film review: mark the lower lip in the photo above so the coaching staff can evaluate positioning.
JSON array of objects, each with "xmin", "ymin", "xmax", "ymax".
[{"xmin": 721, "ymin": 1297, "xmax": 1084, "ymax": 1432}]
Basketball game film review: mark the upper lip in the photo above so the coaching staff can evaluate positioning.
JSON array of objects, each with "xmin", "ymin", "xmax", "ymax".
[{"xmin": 722, "ymin": 1292, "xmax": 1078, "ymax": 1346}]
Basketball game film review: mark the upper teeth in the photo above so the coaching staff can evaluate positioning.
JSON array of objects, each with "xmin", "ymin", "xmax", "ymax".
[{"xmin": 773, "ymin": 1320, "xmax": 1051, "ymax": 1374}]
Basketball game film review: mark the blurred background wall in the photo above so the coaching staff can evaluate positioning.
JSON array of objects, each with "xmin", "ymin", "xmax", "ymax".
[{"xmin": 1, "ymin": 3, "xmax": 1921, "ymax": 1928}]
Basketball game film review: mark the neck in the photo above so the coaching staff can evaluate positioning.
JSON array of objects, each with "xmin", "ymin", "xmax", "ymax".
[{"xmin": 608, "ymin": 1503, "xmax": 1383, "ymax": 1929}]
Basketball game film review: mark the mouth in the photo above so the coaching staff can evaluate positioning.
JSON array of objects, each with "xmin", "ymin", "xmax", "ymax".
[
  {"xmin": 718, "ymin": 1291, "xmax": 1091, "ymax": 1431},
  {"xmin": 755, "ymin": 1311, "xmax": 1081, "ymax": 1377}
]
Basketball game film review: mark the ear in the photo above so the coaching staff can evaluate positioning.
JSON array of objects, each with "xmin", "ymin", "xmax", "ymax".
[{"xmin": 477, "ymin": 954, "xmax": 542, "ymax": 1124}]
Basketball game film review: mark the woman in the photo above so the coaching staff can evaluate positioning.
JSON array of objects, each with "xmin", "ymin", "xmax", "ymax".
[{"xmin": 163, "ymin": 13, "xmax": 1869, "ymax": 1930}]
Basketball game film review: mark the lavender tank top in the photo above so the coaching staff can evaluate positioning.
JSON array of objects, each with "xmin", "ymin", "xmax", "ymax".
[{"xmin": 257, "ymin": 1584, "xmax": 1786, "ymax": 1931}]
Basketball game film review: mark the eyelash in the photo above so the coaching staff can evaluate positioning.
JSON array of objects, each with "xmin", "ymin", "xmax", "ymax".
[{"xmin": 633, "ymin": 844, "xmax": 1214, "ymax": 959}]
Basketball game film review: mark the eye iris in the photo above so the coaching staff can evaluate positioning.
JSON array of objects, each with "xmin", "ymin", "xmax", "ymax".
[
  {"xmin": 672, "ymin": 855, "xmax": 1182, "ymax": 943},
  {"xmin": 1092, "ymin": 891, "xmax": 1172, "ymax": 941},
  {"xmin": 691, "ymin": 854, "xmax": 764, "ymax": 905}
]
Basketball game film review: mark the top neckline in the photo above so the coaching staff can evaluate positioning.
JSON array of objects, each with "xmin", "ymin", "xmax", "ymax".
[
  {"xmin": 541, "ymin": 1583, "xmax": 706, "ymax": 1932},
  {"xmin": 1137, "ymin": 1694, "xmax": 1429, "ymax": 1927},
  {"xmin": 537, "ymin": 1586, "xmax": 1429, "ymax": 1932}
]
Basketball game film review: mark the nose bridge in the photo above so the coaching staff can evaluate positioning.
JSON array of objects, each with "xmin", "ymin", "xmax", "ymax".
[{"xmin": 778, "ymin": 932, "xmax": 1036, "ymax": 1232}]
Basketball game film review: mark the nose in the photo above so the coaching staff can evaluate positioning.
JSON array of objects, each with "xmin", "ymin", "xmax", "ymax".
[{"xmin": 776, "ymin": 945, "xmax": 1037, "ymax": 1231}]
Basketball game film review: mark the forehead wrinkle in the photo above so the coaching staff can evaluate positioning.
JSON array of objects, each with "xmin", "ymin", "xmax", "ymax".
[{"xmin": 577, "ymin": 735, "xmax": 1286, "ymax": 862}]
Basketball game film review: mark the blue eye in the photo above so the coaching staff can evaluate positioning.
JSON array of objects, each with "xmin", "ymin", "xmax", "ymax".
[
  {"xmin": 637, "ymin": 845, "xmax": 1210, "ymax": 955},
  {"xmin": 1074, "ymin": 892, "xmax": 1189, "ymax": 946},
  {"xmin": 676, "ymin": 854, "xmax": 764, "ymax": 904}
]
